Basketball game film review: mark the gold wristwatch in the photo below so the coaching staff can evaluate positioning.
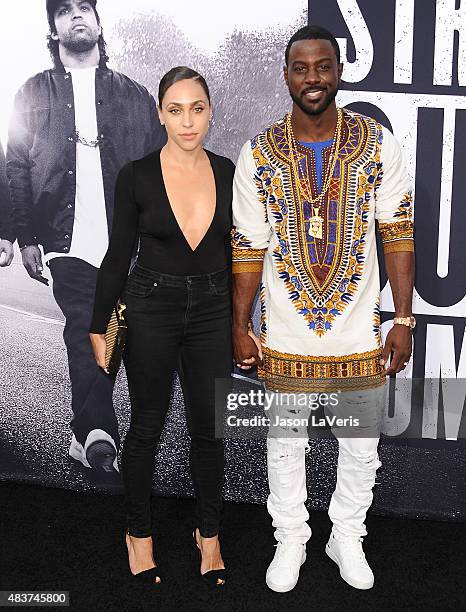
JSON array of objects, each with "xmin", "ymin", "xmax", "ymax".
[{"xmin": 393, "ymin": 316, "xmax": 416, "ymax": 329}]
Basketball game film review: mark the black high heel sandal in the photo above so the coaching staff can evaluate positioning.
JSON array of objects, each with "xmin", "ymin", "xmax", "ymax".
[
  {"xmin": 192, "ymin": 529, "xmax": 226, "ymax": 589},
  {"xmin": 125, "ymin": 530, "xmax": 162, "ymax": 585}
]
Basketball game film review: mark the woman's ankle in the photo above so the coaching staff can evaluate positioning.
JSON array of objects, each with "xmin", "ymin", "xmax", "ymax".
[
  {"xmin": 196, "ymin": 528, "xmax": 219, "ymax": 544},
  {"xmin": 128, "ymin": 534, "xmax": 152, "ymax": 542}
]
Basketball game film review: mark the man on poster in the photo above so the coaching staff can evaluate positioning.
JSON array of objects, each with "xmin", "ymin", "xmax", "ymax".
[
  {"xmin": 6, "ymin": 0, "xmax": 165, "ymax": 473},
  {"xmin": 232, "ymin": 25, "xmax": 415, "ymax": 592}
]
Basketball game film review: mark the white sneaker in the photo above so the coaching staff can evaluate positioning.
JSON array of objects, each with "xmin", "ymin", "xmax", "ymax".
[
  {"xmin": 325, "ymin": 533, "xmax": 374, "ymax": 590},
  {"xmin": 266, "ymin": 541, "xmax": 307, "ymax": 593},
  {"xmin": 69, "ymin": 430, "xmax": 119, "ymax": 472}
]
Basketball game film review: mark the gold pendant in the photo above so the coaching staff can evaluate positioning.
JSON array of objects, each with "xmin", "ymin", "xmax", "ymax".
[{"xmin": 309, "ymin": 207, "xmax": 323, "ymax": 239}]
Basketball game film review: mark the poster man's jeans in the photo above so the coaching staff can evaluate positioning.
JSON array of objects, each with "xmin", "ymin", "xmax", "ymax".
[
  {"xmin": 48, "ymin": 257, "xmax": 120, "ymax": 448},
  {"xmin": 266, "ymin": 384, "xmax": 387, "ymax": 543},
  {"xmin": 121, "ymin": 264, "xmax": 232, "ymax": 538}
]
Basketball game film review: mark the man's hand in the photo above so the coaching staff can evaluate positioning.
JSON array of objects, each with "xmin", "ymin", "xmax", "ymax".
[
  {"xmin": 232, "ymin": 270, "xmax": 263, "ymax": 370},
  {"xmin": 21, "ymin": 245, "xmax": 48, "ymax": 285},
  {"xmin": 0, "ymin": 240, "xmax": 14, "ymax": 267},
  {"xmin": 89, "ymin": 333, "xmax": 108, "ymax": 373},
  {"xmin": 381, "ymin": 324, "xmax": 413, "ymax": 375},
  {"xmin": 233, "ymin": 327, "xmax": 263, "ymax": 370}
]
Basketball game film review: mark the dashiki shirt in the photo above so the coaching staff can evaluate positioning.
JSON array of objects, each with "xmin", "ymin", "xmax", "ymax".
[{"xmin": 232, "ymin": 109, "xmax": 414, "ymax": 392}]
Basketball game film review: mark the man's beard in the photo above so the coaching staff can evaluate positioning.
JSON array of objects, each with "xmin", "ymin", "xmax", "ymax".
[
  {"xmin": 61, "ymin": 29, "xmax": 99, "ymax": 54},
  {"xmin": 290, "ymin": 87, "xmax": 338, "ymax": 116}
]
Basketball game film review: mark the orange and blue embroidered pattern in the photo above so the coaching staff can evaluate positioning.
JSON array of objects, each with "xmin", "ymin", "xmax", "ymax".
[{"xmin": 249, "ymin": 110, "xmax": 383, "ymax": 336}]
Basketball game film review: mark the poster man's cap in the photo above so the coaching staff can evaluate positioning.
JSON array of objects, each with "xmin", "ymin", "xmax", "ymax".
[{"xmin": 47, "ymin": 0, "xmax": 97, "ymax": 29}]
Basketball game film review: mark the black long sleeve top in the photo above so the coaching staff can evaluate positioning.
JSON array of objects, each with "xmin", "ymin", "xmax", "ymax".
[{"xmin": 89, "ymin": 148, "xmax": 235, "ymax": 333}]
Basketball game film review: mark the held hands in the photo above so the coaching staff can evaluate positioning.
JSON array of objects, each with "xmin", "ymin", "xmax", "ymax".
[
  {"xmin": 381, "ymin": 324, "xmax": 413, "ymax": 375},
  {"xmin": 21, "ymin": 245, "xmax": 49, "ymax": 285},
  {"xmin": 89, "ymin": 333, "xmax": 109, "ymax": 374},
  {"xmin": 233, "ymin": 327, "xmax": 263, "ymax": 370},
  {"xmin": 234, "ymin": 322, "xmax": 411, "ymax": 375},
  {"xmin": 0, "ymin": 240, "xmax": 14, "ymax": 267}
]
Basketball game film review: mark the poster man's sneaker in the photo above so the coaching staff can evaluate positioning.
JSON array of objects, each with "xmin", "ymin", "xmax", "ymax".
[{"xmin": 69, "ymin": 429, "xmax": 119, "ymax": 472}]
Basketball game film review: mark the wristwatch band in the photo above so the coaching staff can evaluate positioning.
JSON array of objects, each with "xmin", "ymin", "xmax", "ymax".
[{"xmin": 393, "ymin": 316, "xmax": 416, "ymax": 329}]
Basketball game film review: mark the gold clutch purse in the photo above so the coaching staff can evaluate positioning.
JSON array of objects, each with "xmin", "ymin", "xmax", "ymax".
[{"xmin": 104, "ymin": 301, "xmax": 127, "ymax": 377}]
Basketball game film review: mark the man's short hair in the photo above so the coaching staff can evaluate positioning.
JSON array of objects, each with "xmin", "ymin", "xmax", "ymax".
[{"xmin": 285, "ymin": 25, "xmax": 341, "ymax": 66}]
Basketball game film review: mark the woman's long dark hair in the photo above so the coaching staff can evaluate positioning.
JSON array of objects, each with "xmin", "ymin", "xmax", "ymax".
[{"xmin": 158, "ymin": 67, "xmax": 210, "ymax": 106}]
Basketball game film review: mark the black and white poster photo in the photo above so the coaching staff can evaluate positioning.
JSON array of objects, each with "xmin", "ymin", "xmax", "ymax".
[{"xmin": 0, "ymin": 0, "xmax": 306, "ymax": 492}]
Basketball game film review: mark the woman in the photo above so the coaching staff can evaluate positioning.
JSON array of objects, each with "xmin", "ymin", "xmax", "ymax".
[{"xmin": 89, "ymin": 67, "xmax": 234, "ymax": 588}]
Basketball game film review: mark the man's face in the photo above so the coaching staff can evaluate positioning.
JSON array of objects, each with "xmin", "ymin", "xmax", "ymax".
[
  {"xmin": 51, "ymin": 0, "xmax": 101, "ymax": 54},
  {"xmin": 284, "ymin": 39, "xmax": 343, "ymax": 116}
]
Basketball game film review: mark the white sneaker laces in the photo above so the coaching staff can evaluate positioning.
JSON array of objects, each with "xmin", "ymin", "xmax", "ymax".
[
  {"xmin": 339, "ymin": 536, "xmax": 368, "ymax": 567},
  {"xmin": 274, "ymin": 542, "xmax": 303, "ymax": 567}
]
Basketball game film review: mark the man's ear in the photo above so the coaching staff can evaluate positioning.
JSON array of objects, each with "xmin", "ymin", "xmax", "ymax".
[
  {"xmin": 283, "ymin": 66, "xmax": 289, "ymax": 87},
  {"xmin": 338, "ymin": 62, "xmax": 344, "ymax": 80},
  {"xmin": 51, "ymin": 32, "xmax": 59, "ymax": 41}
]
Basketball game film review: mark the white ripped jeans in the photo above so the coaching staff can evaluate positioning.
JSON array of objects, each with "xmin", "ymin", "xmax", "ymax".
[{"xmin": 266, "ymin": 385, "xmax": 386, "ymax": 543}]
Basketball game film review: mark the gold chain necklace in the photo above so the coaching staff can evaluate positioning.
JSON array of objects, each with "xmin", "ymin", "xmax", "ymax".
[{"xmin": 285, "ymin": 108, "xmax": 343, "ymax": 239}]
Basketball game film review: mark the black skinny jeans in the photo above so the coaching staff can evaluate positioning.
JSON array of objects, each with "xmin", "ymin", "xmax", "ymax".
[{"xmin": 121, "ymin": 263, "xmax": 232, "ymax": 538}]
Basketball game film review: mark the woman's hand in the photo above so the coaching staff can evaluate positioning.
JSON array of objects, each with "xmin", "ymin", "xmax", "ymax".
[
  {"xmin": 89, "ymin": 333, "xmax": 109, "ymax": 373},
  {"xmin": 248, "ymin": 329, "xmax": 263, "ymax": 359}
]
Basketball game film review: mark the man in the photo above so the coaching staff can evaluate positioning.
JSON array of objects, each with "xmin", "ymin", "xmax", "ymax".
[
  {"xmin": 0, "ymin": 141, "xmax": 15, "ymax": 266},
  {"xmin": 232, "ymin": 25, "xmax": 414, "ymax": 592},
  {"xmin": 7, "ymin": 0, "xmax": 165, "ymax": 473}
]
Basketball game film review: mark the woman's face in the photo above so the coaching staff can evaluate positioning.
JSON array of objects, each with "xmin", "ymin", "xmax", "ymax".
[{"xmin": 158, "ymin": 78, "xmax": 211, "ymax": 151}]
